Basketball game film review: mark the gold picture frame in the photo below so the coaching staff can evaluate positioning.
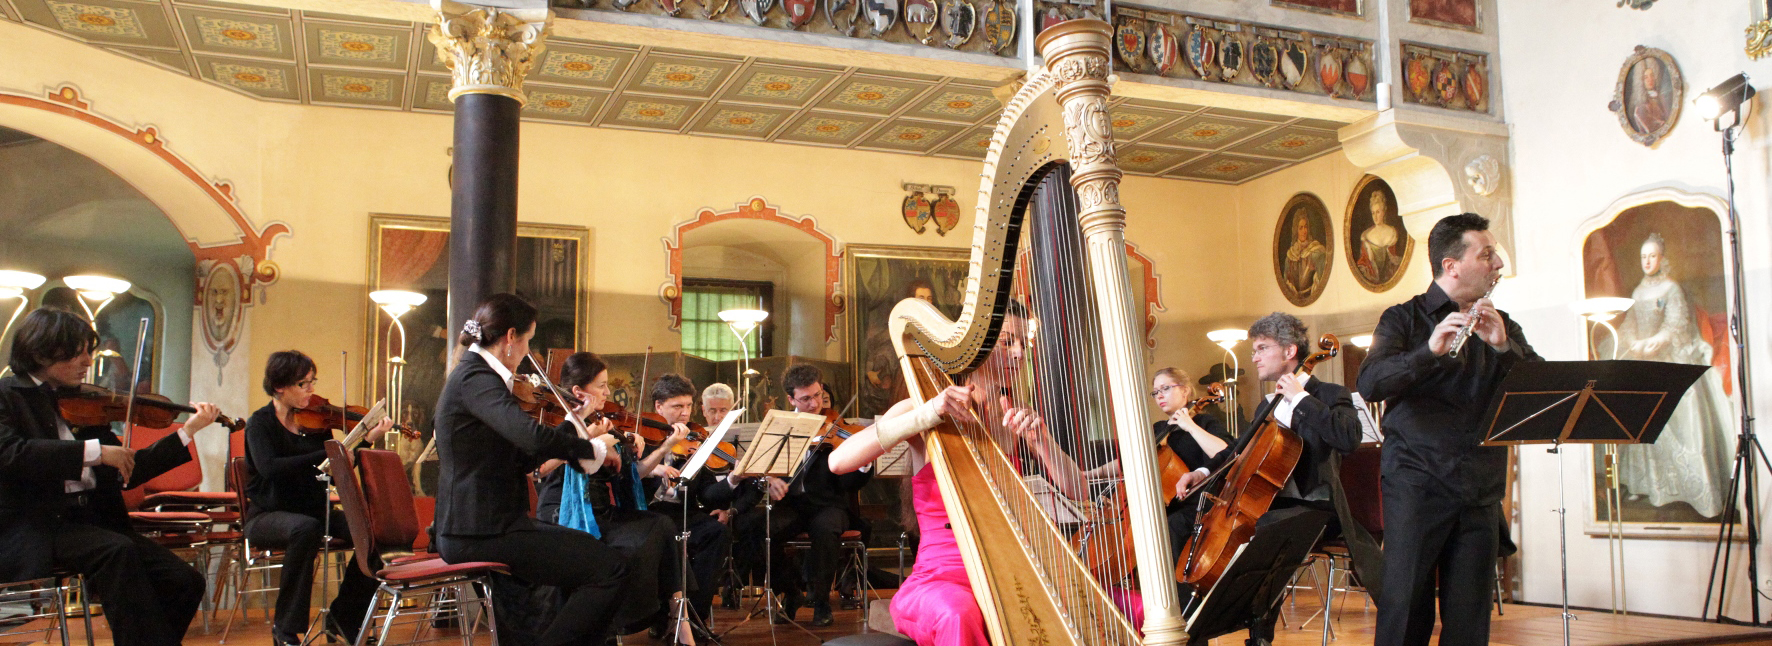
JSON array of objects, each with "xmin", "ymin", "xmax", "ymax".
[
  {"xmin": 844, "ymin": 244, "xmax": 971, "ymax": 419},
  {"xmin": 1344, "ymin": 174, "xmax": 1413, "ymax": 293}
]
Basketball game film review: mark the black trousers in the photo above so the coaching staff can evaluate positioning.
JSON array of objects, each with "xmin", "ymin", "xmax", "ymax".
[
  {"xmin": 243, "ymin": 509, "xmax": 379, "ymax": 641},
  {"xmin": 1375, "ymin": 479, "xmax": 1499, "ymax": 646},
  {"xmin": 439, "ymin": 523, "xmax": 630, "ymax": 646},
  {"xmin": 50, "ymin": 513, "xmax": 204, "ymax": 646},
  {"xmin": 649, "ymin": 502, "xmax": 730, "ymax": 624},
  {"xmin": 770, "ymin": 502, "xmax": 851, "ymax": 611},
  {"xmin": 595, "ymin": 507, "xmax": 678, "ymax": 631}
]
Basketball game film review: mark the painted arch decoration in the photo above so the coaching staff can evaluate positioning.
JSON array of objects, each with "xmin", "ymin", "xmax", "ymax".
[{"xmin": 660, "ymin": 197, "xmax": 845, "ymax": 342}]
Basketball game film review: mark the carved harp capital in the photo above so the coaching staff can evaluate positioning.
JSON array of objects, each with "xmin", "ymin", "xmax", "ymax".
[
  {"xmin": 1038, "ymin": 21, "xmax": 1126, "ymax": 238},
  {"xmin": 428, "ymin": 0, "xmax": 553, "ymax": 105}
]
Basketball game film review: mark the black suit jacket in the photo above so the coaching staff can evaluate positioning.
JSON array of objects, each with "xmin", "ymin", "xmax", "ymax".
[
  {"xmin": 433, "ymin": 352, "xmax": 601, "ymax": 537},
  {"xmin": 1199, "ymin": 376, "xmax": 1384, "ymax": 601},
  {"xmin": 0, "ymin": 375, "xmax": 193, "ymax": 581}
]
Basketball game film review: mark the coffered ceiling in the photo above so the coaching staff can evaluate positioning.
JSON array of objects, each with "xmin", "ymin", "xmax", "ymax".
[{"xmin": 0, "ymin": 0, "xmax": 1348, "ymax": 183}]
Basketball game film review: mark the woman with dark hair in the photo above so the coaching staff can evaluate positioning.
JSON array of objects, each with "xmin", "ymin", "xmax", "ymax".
[
  {"xmin": 243, "ymin": 350, "xmax": 393, "ymax": 644},
  {"xmin": 432, "ymin": 293, "xmax": 631, "ymax": 645},
  {"xmin": 535, "ymin": 353, "xmax": 695, "ymax": 644},
  {"xmin": 0, "ymin": 306, "xmax": 222, "ymax": 646}
]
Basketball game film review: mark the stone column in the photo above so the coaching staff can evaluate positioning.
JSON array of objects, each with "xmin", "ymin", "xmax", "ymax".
[{"xmin": 428, "ymin": 0, "xmax": 551, "ymax": 337}]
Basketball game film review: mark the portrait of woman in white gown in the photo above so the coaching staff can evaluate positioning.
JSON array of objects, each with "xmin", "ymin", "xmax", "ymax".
[{"xmin": 1614, "ymin": 233, "xmax": 1737, "ymax": 519}]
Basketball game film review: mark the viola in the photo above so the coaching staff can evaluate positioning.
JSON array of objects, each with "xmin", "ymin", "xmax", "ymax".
[
  {"xmin": 293, "ymin": 394, "xmax": 420, "ymax": 439},
  {"xmin": 1177, "ymin": 335, "xmax": 1339, "ymax": 589},
  {"xmin": 57, "ymin": 383, "xmax": 245, "ymax": 433}
]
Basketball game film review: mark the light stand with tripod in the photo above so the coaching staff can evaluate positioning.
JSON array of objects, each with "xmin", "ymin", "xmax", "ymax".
[{"xmin": 1695, "ymin": 72, "xmax": 1768, "ymax": 627}]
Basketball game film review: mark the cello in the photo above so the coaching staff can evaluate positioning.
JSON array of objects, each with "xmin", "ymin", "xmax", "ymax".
[{"xmin": 1175, "ymin": 334, "xmax": 1338, "ymax": 588}]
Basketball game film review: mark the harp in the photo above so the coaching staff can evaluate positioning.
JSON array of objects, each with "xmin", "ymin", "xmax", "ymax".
[{"xmin": 888, "ymin": 19, "xmax": 1186, "ymax": 646}]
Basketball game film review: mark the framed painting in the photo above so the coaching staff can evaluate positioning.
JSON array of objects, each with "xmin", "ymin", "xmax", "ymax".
[
  {"xmin": 366, "ymin": 214, "xmax": 589, "ymax": 495},
  {"xmin": 1581, "ymin": 196, "xmax": 1739, "ymax": 539},
  {"xmin": 1408, "ymin": 0, "xmax": 1479, "ymax": 31},
  {"xmin": 1272, "ymin": 193, "xmax": 1334, "ymax": 307},
  {"xmin": 1344, "ymin": 175, "xmax": 1412, "ymax": 292},
  {"xmin": 1272, "ymin": 0, "xmax": 1360, "ymax": 18},
  {"xmin": 1609, "ymin": 46, "xmax": 1683, "ymax": 148},
  {"xmin": 845, "ymin": 244, "xmax": 970, "ymax": 419}
]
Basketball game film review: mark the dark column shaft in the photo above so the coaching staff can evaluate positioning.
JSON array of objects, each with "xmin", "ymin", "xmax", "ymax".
[{"xmin": 448, "ymin": 92, "xmax": 523, "ymax": 339}]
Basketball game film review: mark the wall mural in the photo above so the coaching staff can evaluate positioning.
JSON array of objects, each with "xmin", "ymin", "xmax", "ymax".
[
  {"xmin": 1272, "ymin": 0, "xmax": 1359, "ymax": 17},
  {"xmin": 1272, "ymin": 192, "xmax": 1333, "ymax": 307},
  {"xmin": 1344, "ymin": 175, "xmax": 1411, "ymax": 292},
  {"xmin": 1408, "ymin": 0, "xmax": 1478, "ymax": 31},
  {"xmin": 1582, "ymin": 198, "xmax": 1737, "ymax": 537},
  {"xmin": 1608, "ymin": 46, "xmax": 1683, "ymax": 148},
  {"xmin": 366, "ymin": 214, "xmax": 589, "ymax": 495}
]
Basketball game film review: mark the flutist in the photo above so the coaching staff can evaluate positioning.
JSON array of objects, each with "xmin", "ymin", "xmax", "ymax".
[{"xmin": 1356, "ymin": 213, "xmax": 1541, "ymax": 646}]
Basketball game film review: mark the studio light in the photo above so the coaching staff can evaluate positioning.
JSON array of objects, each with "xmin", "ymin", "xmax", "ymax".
[{"xmin": 1696, "ymin": 73, "xmax": 1755, "ymax": 125}]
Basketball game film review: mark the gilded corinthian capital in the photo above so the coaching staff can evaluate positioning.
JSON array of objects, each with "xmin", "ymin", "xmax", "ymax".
[{"xmin": 429, "ymin": 0, "xmax": 553, "ymax": 104}]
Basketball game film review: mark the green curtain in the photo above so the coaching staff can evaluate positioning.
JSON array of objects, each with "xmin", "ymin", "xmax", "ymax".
[{"xmin": 681, "ymin": 284, "xmax": 765, "ymax": 361}]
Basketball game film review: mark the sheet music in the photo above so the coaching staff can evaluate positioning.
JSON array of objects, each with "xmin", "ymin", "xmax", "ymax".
[
  {"xmin": 731, "ymin": 410, "xmax": 826, "ymax": 478},
  {"xmin": 1022, "ymin": 475, "xmax": 1085, "ymax": 524},
  {"xmin": 1351, "ymin": 392, "xmax": 1382, "ymax": 443},
  {"xmin": 679, "ymin": 408, "xmax": 744, "ymax": 482},
  {"xmin": 875, "ymin": 440, "xmax": 914, "ymax": 477},
  {"xmin": 338, "ymin": 399, "xmax": 388, "ymax": 449}
]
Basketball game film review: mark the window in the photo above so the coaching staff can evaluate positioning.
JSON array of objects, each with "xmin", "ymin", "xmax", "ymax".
[{"xmin": 680, "ymin": 278, "xmax": 774, "ymax": 361}]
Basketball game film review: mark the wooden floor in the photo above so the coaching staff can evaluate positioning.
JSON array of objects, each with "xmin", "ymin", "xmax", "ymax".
[{"xmin": 11, "ymin": 589, "xmax": 1772, "ymax": 645}]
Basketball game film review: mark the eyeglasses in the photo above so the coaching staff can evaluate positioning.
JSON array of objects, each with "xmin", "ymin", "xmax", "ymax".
[{"xmin": 1149, "ymin": 384, "xmax": 1181, "ymax": 398}]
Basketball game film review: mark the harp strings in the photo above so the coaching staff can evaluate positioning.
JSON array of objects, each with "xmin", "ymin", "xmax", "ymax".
[{"xmin": 957, "ymin": 164, "xmax": 1139, "ymax": 644}]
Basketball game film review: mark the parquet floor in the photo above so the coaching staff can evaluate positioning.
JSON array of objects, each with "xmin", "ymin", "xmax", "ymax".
[{"xmin": 11, "ymin": 588, "xmax": 1771, "ymax": 645}]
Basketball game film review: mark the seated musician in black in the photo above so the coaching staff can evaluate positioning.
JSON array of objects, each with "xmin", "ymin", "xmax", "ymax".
[
  {"xmin": 432, "ymin": 294, "xmax": 631, "ymax": 646},
  {"xmin": 642, "ymin": 374, "xmax": 737, "ymax": 640},
  {"xmin": 772, "ymin": 363, "xmax": 872, "ymax": 627},
  {"xmin": 0, "ymin": 306, "xmax": 222, "ymax": 646},
  {"xmin": 244, "ymin": 350, "xmax": 393, "ymax": 645},
  {"xmin": 1175, "ymin": 312, "xmax": 1365, "ymax": 646},
  {"xmin": 534, "ymin": 354, "xmax": 694, "ymax": 644},
  {"xmin": 1148, "ymin": 367, "xmax": 1231, "ymax": 562}
]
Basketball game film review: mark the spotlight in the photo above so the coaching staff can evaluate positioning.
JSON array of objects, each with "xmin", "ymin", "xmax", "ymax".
[{"xmin": 1696, "ymin": 73, "xmax": 1755, "ymax": 124}]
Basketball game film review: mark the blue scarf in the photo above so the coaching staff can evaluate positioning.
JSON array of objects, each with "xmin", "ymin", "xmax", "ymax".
[{"xmin": 555, "ymin": 448, "xmax": 648, "ymax": 539}]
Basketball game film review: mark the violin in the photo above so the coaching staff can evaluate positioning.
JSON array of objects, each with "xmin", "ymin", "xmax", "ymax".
[
  {"xmin": 1177, "ymin": 335, "xmax": 1339, "ymax": 589},
  {"xmin": 810, "ymin": 407, "xmax": 864, "ymax": 449},
  {"xmin": 292, "ymin": 395, "xmax": 419, "ymax": 439},
  {"xmin": 512, "ymin": 375, "xmax": 579, "ymax": 428},
  {"xmin": 57, "ymin": 383, "xmax": 245, "ymax": 433}
]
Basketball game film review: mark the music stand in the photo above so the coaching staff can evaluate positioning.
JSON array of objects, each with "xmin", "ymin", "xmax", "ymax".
[
  {"xmin": 1182, "ymin": 509, "xmax": 1330, "ymax": 645},
  {"xmin": 1479, "ymin": 360, "xmax": 1707, "ymax": 646},
  {"xmin": 721, "ymin": 410, "xmax": 825, "ymax": 645},
  {"xmin": 662, "ymin": 409, "xmax": 744, "ymax": 646}
]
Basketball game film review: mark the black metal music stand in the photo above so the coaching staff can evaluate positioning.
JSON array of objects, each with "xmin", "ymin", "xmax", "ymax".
[
  {"xmin": 720, "ymin": 410, "xmax": 824, "ymax": 646},
  {"xmin": 1182, "ymin": 509, "xmax": 1329, "ymax": 645},
  {"xmin": 1478, "ymin": 359, "xmax": 1706, "ymax": 646},
  {"xmin": 664, "ymin": 409, "xmax": 744, "ymax": 646}
]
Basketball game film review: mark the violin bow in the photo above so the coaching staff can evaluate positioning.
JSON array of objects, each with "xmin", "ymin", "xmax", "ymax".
[
  {"xmin": 117, "ymin": 317, "xmax": 150, "ymax": 448},
  {"xmin": 636, "ymin": 345, "xmax": 652, "ymax": 414},
  {"xmin": 525, "ymin": 353, "xmax": 591, "ymax": 439}
]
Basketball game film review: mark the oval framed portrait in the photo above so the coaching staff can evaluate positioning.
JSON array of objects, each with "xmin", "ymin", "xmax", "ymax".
[
  {"xmin": 1608, "ymin": 45, "xmax": 1682, "ymax": 147},
  {"xmin": 1344, "ymin": 175, "xmax": 1412, "ymax": 292},
  {"xmin": 1272, "ymin": 192, "xmax": 1334, "ymax": 307}
]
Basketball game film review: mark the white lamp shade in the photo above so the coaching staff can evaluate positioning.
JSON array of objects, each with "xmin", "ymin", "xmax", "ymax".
[
  {"xmin": 0, "ymin": 270, "xmax": 46, "ymax": 291},
  {"xmin": 718, "ymin": 309, "xmax": 770, "ymax": 326},
  {"xmin": 63, "ymin": 275, "xmax": 131, "ymax": 297},
  {"xmin": 1206, "ymin": 329, "xmax": 1247, "ymax": 344},
  {"xmin": 370, "ymin": 290, "xmax": 428, "ymax": 307},
  {"xmin": 1351, "ymin": 334, "xmax": 1374, "ymax": 349},
  {"xmin": 1570, "ymin": 297, "xmax": 1634, "ymax": 318}
]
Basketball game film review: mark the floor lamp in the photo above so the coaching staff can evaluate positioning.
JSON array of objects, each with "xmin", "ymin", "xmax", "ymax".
[
  {"xmin": 719, "ymin": 308, "xmax": 769, "ymax": 424},
  {"xmin": 1207, "ymin": 328, "xmax": 1247, "ymax": 437},
  {"xmin": 371, "ymin": 289, "xmax": 427, "ymax": 452},
  {"xmin": 1573, "ymin": 296, "xmax": 1634, "ymax": 614},
  {"xmin": 0, "ymin": 271, "xmax": 46, "ymax": 377},
  {"xmin": 64, "ymin": 275, "xmax": 131, "ymax": 383}
]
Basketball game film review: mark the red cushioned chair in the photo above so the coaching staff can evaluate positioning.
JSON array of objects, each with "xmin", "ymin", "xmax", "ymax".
[
  {"xmin": 328, "ymin": 442, "xmax": 507, "ymax": 646},
  {"xmin": 217, "ymin": 456, "xmax": 298, "ymax": 643},
  {"xmin": 118, "ymin": 424, "xmax": 224, "ymax": 631}
]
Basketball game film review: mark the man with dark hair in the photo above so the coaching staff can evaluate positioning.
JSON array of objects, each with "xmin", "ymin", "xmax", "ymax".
[
  {"xmin": 644, "ymin": 373, "xmax": 737, "ymax": 638},
  {"xmin": 1358, "ymin": 213, "xmax": 1539, "ymax": 646},
  {"xmin": 1176, "ymin": 312, "xmax": 1367, "ymax": 646},
  {"xmin": 769, "ymin": 363, "xmax": 872, "ymax": 626},
  {"xmin": 0, "ymin": 307, "xmax": 223, "ymax": 646}
]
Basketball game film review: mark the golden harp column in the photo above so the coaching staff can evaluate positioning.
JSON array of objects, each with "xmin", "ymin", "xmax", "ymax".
[{"xmin": 1039, "ymin": 20, "xmax": 1186, "ymax": 646}]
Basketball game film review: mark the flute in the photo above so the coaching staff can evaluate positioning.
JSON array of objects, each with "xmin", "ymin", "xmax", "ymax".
[{"xmin": 1448, "ymin": 278, "xmax": 1498, "ymax": 358}]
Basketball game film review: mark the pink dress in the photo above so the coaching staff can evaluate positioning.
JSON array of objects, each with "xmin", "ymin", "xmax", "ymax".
[{"xmin": 891, "ymin": 463, "xmax": 990, "ymax": 646}]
